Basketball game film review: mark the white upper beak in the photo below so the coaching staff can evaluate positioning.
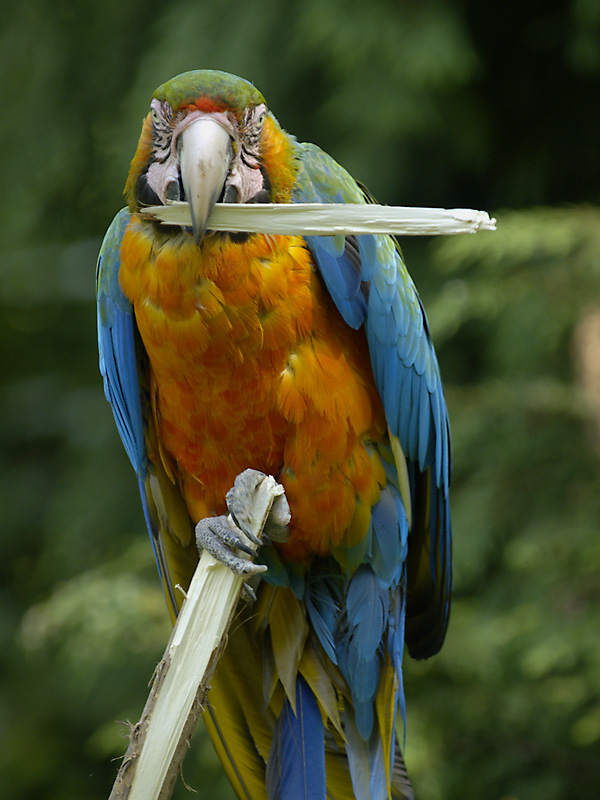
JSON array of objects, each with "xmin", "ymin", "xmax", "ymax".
[{"xmin": 178, "ymin": 117, "xmax": 233, "ymax": 243}]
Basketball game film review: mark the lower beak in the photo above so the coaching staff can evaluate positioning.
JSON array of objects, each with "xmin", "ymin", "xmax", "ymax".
[{"xmin": 178, "ymin": 117, "xmax": 233, "ymax": 244}]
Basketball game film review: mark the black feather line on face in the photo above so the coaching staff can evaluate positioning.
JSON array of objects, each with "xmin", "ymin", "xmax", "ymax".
[
  {"xmin": 239, "ymin": 147, "xmax": 257, "ymax": 169},
  {"xmin": 136, "ymin": 167, "xmax": 161, "ymax": 207}
]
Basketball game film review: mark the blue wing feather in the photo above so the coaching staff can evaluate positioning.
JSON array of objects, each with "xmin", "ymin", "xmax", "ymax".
[
  {"xmin": 303, "ymin": 234, "xmax": 367, "ymax": 329},
  {"xmin": 266, "ymin": 676, "xmax": 326, "ymax": 800},
  {"xmin": 293, "ymin": 141, "xmax": 452, "ymax": 668},
  {"xmin": 304, "ymin": 570, "xmax": 341, "ymax": 664},
  {"xmin": 96, "ymin": 208, "xmax": 147, "ymax": 476},
  {"xmin": 370, "ymin": 485, "xmax": 409, "ymax": 588},
  {"xmin": 342, "ymin": 692, "xmax": 389, "ymax": 800},
  {"xmin": 97, "ymin": 209, "xmax": 184, "ymax": 612}
]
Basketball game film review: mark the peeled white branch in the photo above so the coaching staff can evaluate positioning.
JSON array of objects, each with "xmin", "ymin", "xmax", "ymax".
[
  {"xmin": 139, "ymin": 201, "xmax": 496, "ymax": 236},
  {"xmin": 109, "ymin": 471, "xmax": 288, "ymax": 800}
]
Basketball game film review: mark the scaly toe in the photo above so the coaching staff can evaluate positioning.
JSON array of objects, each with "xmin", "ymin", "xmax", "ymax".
[{"xmin": 195, "ymin": 515, "xmax": 267, "ymax": 575}]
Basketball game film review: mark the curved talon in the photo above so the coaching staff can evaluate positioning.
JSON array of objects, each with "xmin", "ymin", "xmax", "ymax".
[
  {"xmin": 217, "ymin": 524, "xmax": 255, "ymax": 556},
  {"xmin": 195, "ymin": 515, "xmax": 267, "ymax": 575},
  {"xmin": 241, "ymin": 582, "xmax": 257, "ymax": 602},
  {"xmin": 195, "ymin": 470, "xmax": 289, "ymax": 577},
  {"xmin": 227, "ymin": 506, "xmax": 262, "ymax": 547}
]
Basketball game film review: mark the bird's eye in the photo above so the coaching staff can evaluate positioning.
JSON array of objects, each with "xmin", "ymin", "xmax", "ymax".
[
  {"xmin": 256, "ymin": 108, "xmax": 266, "ymax": 127},
  {"xmin": 151, "ymin": 107, "xmax": 161, "ymax": 124}
]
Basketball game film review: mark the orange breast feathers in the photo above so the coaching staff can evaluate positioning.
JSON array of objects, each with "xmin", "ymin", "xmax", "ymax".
[{"xmin": 119, "ymin": 219, "xmax": 387, "ymax": 562}]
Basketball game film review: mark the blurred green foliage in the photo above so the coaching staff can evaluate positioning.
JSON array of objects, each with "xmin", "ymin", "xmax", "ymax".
[{"xmin": 2, "ymin": 1, "xmax": 599, "ymax": 798}]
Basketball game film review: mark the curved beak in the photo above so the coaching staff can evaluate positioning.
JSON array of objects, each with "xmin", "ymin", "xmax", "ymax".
[{"xmin": 178, "ymin": 117, "xmax": 233, "ymax": 244}]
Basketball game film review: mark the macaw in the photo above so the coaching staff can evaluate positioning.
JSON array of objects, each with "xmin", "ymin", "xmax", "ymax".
[{"xmin": 97, "ymin": 70, "xmax": 451, "ymax": 800}]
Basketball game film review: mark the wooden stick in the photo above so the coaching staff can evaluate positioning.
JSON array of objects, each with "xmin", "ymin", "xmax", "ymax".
[{"xmin": 108, "ymin": 471, "xmax": 287, "ymax": 800}]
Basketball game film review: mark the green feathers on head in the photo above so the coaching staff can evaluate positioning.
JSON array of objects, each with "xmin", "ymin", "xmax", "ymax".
[{"xmin": 153, "ymin": 69, "xmax": 266, "ymax": 113}]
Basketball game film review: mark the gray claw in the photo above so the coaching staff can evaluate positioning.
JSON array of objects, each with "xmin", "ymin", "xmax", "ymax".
[
  {"xmin": 195, "ymin": 515, "xmax": 267, "ymax": 575},
  {"xmin": 196, "ymin": 469, "xmax": 290, "ymax": 578},
  {"xmin": 241, "ymin": 582, "xmax": 257, "ymax": 602}
]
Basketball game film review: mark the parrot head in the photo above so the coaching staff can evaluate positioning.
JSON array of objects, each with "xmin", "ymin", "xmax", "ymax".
[{"xmin": 125, "ymin": 70, "xmax": 296, "ymax": 242}]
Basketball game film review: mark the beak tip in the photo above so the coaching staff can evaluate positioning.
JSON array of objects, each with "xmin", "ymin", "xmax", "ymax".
[{"xmin": 188, "ymin": 204, "xmax": 207, "ymax": 245}]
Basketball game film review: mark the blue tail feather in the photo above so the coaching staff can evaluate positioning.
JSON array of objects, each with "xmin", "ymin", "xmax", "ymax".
[
  {"xmin": 338, "ymin": 566, "xmax": 392, "ymax": 738},
  {"xmin": 266, "ymin": 675, "xmax": 326, "ymax": 800},
  {"xmin": 343, "ymin": 706, "xmax": 389, "ymax": 800}
]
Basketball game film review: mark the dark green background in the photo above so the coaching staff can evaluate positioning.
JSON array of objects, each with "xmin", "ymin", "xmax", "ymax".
[{"xmin": 2, "ymin": 2, "xmax": 600, "ymax": 798}]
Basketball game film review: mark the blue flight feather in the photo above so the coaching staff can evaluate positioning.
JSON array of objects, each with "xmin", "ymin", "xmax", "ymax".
[
  {"xmin": 304, "ymin": 236, "xmax": 357, "ymax": 300},
  {"xmin": 357, "ymin": 234, "xmax": 378, "ymax": 281},
  {"xmin": 304, "ymin": 572, "xmax": 341, "ymax": 664},
  {"xmin": 303, "ymin": 234, "xmax": 367, "ymax": 329},
  {"xmin": 295, "ymin": 136, "xmax": 453, "ymax": 691},
  {"xmin": 96, "ymin": 208, "xmax": 147, "ymax": 476},
  {"xmin": 412, "ymin": 329, "xmax": 429, "ymax": 377},
  {"xmin": 97, "ymin": 209, "xmax": 179, "ymax": 605},
  {"xmin": 408, "ymin": 368, "xmax": 422, "ymax": 459},
  {"xmin": 398, "ymin": 364, "xmax": 414, "ymax": 448},
  {"xmin": 369, "ymin": 296, "xmax": 398, "ymax": 347},
  {"xmin": 418, "ymin": 378, "xmax": 434, "ymax": 468},
  {"xmin": 337, "ymin": 566, "xmax": 393, "ymax": 738},
  {"xmin": 353, "ymin": 702, "xmax": 375, "ymax": 745},
  {"xmin": 265, "ymin": 676, "xmax": 326, "ymax": 800},
  {"xmin": 368, "ymin": 486, "xmax": 408, "ymax": 588},
  {"xmin": 345, "ymin": 567, "xmax": 388, "ymax": 649},
  {"xmin": 389, "ymin": 586, "xmax": 407, "ymax": 739},
  {"xmin": 343, "ymin": 706, "xmax": 389, "ymax": 800},
  {"xmin": 391, "ymin": 288, "xmax": 410, "ymax": 339},
  {"xmin": 382, "ymin": 347, "xmax": 400, "ymax": 432}
]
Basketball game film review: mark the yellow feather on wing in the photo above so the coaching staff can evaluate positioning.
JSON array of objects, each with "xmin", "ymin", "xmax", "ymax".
[
  {"xmin": 205, "ymin": 613, "xmax": 278, "ymax": 800},
  {"xmin": 268, "ymin": 588, "xmax": 309, "ymax": 712},
  {"xmin": 376, "ymin": 650, "xmax": 398, "ymax": 798},
  {"xmin": 298, "ymin": 640, "xmax": 343, "ymax": 736}
]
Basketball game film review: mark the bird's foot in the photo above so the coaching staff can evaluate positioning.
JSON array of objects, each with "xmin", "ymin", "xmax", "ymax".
[
  {"xmin": 195, "ymin": 514, "xmax": 267, "ymax": 575},
  {"xmin": 195, "ymin": 469, "xmax": 290, "ymax": 576}
]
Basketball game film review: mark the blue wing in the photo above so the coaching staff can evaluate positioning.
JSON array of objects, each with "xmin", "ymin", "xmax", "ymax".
[
  {"xmin": 96, "ymin": 208, "xmax": 147, "ymax": 476},
  {"xmin": 293, "ymin": 142, "xmax": 452, "ymax": 660},
  {"xmin": 96, "ymin": 208, "xmax": 195, "ymax": 619}
]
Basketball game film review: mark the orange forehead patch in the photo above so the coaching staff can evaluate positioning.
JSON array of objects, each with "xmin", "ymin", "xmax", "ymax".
[{"xmin": 186, "ymin": 97, "xmax": 228, "ymax": 115}]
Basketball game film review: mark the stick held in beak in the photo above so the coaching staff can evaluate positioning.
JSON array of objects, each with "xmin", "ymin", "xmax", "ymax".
[{"xmin": 178, "ymin": 118, "xmax": 233, "ymax": 243}]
